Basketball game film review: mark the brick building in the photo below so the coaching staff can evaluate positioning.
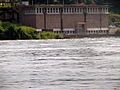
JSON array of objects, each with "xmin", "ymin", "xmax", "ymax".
[{"xmin": 18, "ymin": 3, "xmax": 109, "ymax": 35}]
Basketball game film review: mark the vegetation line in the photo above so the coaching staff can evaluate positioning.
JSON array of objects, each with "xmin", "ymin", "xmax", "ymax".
[{"xmin": 0, "ymin": 22, "xmax": 63, "ymax": 40}]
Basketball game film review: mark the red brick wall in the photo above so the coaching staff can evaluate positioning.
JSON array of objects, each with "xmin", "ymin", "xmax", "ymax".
[
  {"xmin": 62, "ymin": 14, "xmax": 84, "ymax": 28},
  {"xmin": 35, "ymin": 14, "xmax": 85, "ymax": 29},
  {"xmin": 19, "ymin": 6, "xmax": 109, "ymax": 31},
  {"xmin": 86, "ymin": 14, "xmax": 109, "ymax": 28},
  {"xmin": 36, "ymin": 15, "xmax": 44, "ymax": 29},
  {"xmin": 46, "ymin": 14, "xmax": 60, "ymax": 29},
  {"xmin": 21, "ymin": 15, "xmax": 36, "ymax": 28}
]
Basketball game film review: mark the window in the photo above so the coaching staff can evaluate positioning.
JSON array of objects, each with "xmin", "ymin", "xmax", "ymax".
[
  {"xmin": 37, "ymin": 8, "xmax": 39, "ymax": 13},
  {"xmin": 102, "ymin": 8, "xmax": 105, "ymax": 12},
  {"xmin": 105, "ymin": 8, "xmax": 108, "ymax": 13},
  {"xmin": 87, "ymin": 8, "xmax": 89, "ymax": 12},
  {"xmin": 56, "ymin": 8, "xmax": 59, "ymax": 13},
  {"xmin": 39, "ymin": 8, "xmax": 42, "ymax": 13},
  {"xmin": 50, "ymin": 8, "xmax": 53, "ymax": 13},
  {"xmin": 66, "ymin": 8, "xmax": 69, "ymax": 13},
  {"xmin": 79, "ymin": 8, "xmax": 82, "ymax": 13},
  {"xmin": 69, "ymin": 8, "xmax": 72, "ymax": 13},
  {"xmin": 93, "ymin": 8, "xmax": 95, "ymax": 12},
  {"xmin": 47, "ymin": 8, "xmax": 49, "ymax": 13},
  {"xmin": 64, "ymin": 8, "xmax": 66, "ymax": 13},
  {"xmin": 74, "ymin": 8, "xmax": 77, "ymax": 12},
  {"xmin": 77, "ymin": 8, "xmax": 79, "ymax": 13},
  {"xmin": 95, "ymin": 8, "xmax": 97, "ymax": 12},
  {"xmin": 90, "ymin": 8, "xmax": 92, "ymax": 13},
  {"xmin": 53, "ymin": 8, "xmax": 55, "ymax": 13}
]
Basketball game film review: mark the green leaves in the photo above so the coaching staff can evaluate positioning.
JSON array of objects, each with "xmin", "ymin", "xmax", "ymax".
[
  {"xmin": 0, "ymin": 22, "xmax": 38, "ymax": 40},
  {"xmin": 110, "ymin": 14, "xmax": 120, "ymax": 26},
  {"xmin": 0, "ymin": 22, "xmax": 62, "ymax": 40},
  {"xmin": 40, "ymin": 32, "xmax": 63, "ymax": 39}
]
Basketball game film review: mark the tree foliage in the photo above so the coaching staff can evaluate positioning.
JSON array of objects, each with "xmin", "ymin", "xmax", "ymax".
[
  {"xmin": 40, "ymin": 32, "xmax": 63, "ymax": 39},
  {"xmin": 0, "ymin": 22, "xmax": 62, "ymax": 40},
  {"xmin": 0, "ymin": 22, "xmax": 38, "ymax": 40}
]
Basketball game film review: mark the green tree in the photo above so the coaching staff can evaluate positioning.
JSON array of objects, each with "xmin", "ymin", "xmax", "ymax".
[{"xmin": 4, "ymin": 24, "xmax": 18, "ymax": 40}]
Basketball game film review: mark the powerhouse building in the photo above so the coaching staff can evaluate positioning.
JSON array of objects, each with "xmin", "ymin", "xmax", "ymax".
[{"xmin": 18, "ymin": 2, "xmax": 109, "ymax": 35}]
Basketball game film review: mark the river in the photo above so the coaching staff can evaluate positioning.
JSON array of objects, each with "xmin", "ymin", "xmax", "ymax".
[{"xmin": 0, "ymin": 37, "xmax": 120, "ymax": 90}]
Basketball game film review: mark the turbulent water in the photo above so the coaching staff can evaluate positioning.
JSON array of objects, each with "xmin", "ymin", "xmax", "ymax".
[{"xmin": 0, "ymin": 37, "xmax": 120, "ymax": 90}]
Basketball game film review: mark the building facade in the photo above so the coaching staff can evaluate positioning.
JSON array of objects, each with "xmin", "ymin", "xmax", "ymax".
[{"xmin": 19, "ymin": 4, "xmax": 109, "ymax": 35}]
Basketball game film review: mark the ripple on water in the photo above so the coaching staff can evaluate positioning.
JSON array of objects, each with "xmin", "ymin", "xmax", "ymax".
[{"xmin": 0, "ymin": 38, "xmax": 120, "ymax": 90}]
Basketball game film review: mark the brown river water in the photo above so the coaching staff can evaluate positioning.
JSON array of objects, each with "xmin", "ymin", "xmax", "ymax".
[{"xmin": 0, "ymin": 37, "xmax": 120, "ymax": 90}]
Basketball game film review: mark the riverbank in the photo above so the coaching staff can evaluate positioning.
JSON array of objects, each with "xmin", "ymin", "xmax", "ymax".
[
  {"xmin": 0, "ymin": 22, "xmax": 120, "ymax": 40},
  {"xmin": 0, "ymin": 22, "xmax": 63, "ymax": 40}
]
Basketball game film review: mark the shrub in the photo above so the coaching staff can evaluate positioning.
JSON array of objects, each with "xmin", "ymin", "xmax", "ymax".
[
  {"xmin": 0, "ymin": 22, "xmax": 38, "ymax": 40},
  {"xmin": 115, "ymin": 28, "xmax": 120, "ymax": 36},
  {"xmin": 0, "ymin": 26, "xmax": 4, "ymax": 33},
  {"xmin": 1, "ymin": 22, "xmax": 13, "ymax": 29},
  {"xmin": 0, "ymin": 26, "xmax": 4, "ymax": 39},
  {"xmin": 3, "ymin": 24, "xmax": 18, "ymax": 40},
  {"xmin": 18, "ymin": 26, "xmax": 38, "ymax": 39},
  {"xmin": 40, "ymin": 32, "xmax": 63, "ymax": 39},
  {"xmin": 0, "ymin": 22, "xmax": 63, "ymax": 40},
  {"xmin": 110, "ymin": 14, "xmax": 120, "ymax": 26}
]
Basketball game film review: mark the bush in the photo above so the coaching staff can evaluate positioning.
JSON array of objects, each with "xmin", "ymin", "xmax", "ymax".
[
  {"xmin": 18, "ymin": 26, "xmax": 38, "ymax": 39},
  {"xmin": 0, "ymin": 22, "xmax": 39, "ymax": 40},
  {"xmin": 115, "ymin": 28, "xmax": 120, "ymax": 36},
  {"xmin": 3, "ymin": 24, "xmax": 18, "ymax": 39},
  {"xmin": 1, "ymin": 22, "xmax": 13, "ymax": 29},
  {"xmin": 110, "ymin": 14, "xmax": 120, "ymax": 26},
  {"xmin": 39, "ymin": 32, "xmax": 63, "ymax": 39},
  {"xmin": 0, "ymin": 26, "xmax": 4, "ymax": 33},
  {"xmin": 0, "ymin": 26, "xmax": 4, "ymax": 39},
  {"xmin": 0, "ymin": 22, "xmax": 63, "ymax": 40}
]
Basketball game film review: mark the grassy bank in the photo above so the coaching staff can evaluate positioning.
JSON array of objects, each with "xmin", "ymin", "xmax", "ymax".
[{"xmin": 0, "ymin": 22, "xmax": 62, "ymax": 40}]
